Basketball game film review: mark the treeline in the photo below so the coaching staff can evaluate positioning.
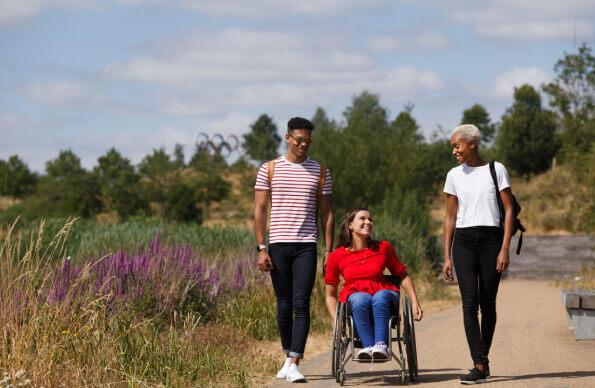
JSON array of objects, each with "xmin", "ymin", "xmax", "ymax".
[
  {"xmin": 1, "ymin": 44, "xmax": 593, "ymax": 236},
  {"xmin": 0, "ymin": 146, "xmax": 234, "ymax": 224}
]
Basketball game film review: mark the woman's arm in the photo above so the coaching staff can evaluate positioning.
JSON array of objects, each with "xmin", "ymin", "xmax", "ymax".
[
  {"xmin": 497, "ymin": 188, "xmax": 514, "ymax": 272},
  {"xmin": 399, "ymin": 275, "xmax": 423, "ymax": 321},
  {"xmin": 325, "ymin": 284, "xmax": 339, "ymax": 320},
  {"xmin": 442, "ymin": 193, "xmax": 458, "ymax": 281}
]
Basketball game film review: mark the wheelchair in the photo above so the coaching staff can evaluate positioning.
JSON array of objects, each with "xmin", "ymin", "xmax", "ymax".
[{"xmin": 331, "ymin": 275, "xmax": 419, "ymax": 385}]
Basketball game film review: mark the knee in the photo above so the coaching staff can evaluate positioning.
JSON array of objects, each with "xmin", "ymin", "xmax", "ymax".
[
  {"xmin": 371, "ymin": 290, "xmax": 395, "ymax": 306},
  {"xmin": 480, "ymin": 299, "xmax": 497, "ymax": 315},
  {"xmin": 277, "ymin": 298, "xmax": 293, "ymax": 316},
  {"xmin": 293, "ymin": 297, "xmax": 310, "ymax": 315},
  {"xmin": 462, "ymin": 299, "xmax": 479, "ymax": 316},
  {"xmin": 349, "ymin": 293, "xmax": 372, "ymax": 311}
]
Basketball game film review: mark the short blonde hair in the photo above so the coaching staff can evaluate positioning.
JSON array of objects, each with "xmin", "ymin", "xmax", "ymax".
[{"xmin": 452, "ymin": 124, "xmax": 481, "ymax": 146}]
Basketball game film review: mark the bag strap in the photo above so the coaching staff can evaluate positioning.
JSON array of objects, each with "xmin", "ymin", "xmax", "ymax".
[
  {"xmin": 267, "ymin": 160, "xmax": 274, "ymax": 188},
  {"xmin": 517, "ymin": 233, "xmax": 523, "ymax": 255},
  {"xmin": 318, "ymin": 165, "xmax": 326, "ymax": 196},
  {"xmin": 489, "ymin": 161, "xmax": 504, "ymax": 227}
]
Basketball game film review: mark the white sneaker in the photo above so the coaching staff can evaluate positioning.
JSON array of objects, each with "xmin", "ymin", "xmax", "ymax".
[
  {"xmin": 276, "ymin": 357, "xmax": 291, "ymax": 379},
  {"xmin": 371, "ymin": 342, "xmax": 389, "ymax": 360},
  {"xmin": 285, "ymin": 363, "xmax": 306, "ymax": 383},
  {"xmin": 357, "ymin": 346, "xmax": 373, "ymax": 360}
]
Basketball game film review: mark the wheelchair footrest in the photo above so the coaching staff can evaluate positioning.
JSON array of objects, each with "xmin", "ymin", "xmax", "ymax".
[{"xmin": 353, "ymin": 357, "xmax": 391, "ymax": 363}]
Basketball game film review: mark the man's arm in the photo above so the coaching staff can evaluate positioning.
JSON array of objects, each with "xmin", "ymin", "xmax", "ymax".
[
  {"xmin": 254, "ymin": 189, "xmax": 273, "ymax": 271},
  {"xmin": 320, "ymin": 194, "xmax": 334, "ymax": 252}
]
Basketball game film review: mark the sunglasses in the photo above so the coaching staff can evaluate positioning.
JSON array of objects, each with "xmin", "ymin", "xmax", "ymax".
[{"xmin": 288, "ymin": 134, "xmax": 314, "ymax": 145}]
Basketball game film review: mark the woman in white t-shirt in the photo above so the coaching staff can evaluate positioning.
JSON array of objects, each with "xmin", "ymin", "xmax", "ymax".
[{"xmin": 442, "ymin": 124, "xmax": 515, "ymax": 385}]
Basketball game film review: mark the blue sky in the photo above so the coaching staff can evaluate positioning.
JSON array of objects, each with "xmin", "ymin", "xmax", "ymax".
[{"xmin": 1, "ymin": 0, "xmax": 593, "ymax": 171}]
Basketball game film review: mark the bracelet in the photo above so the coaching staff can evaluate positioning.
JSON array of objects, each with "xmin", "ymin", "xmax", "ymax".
[{"xmin": 324, "ymin": 249, "xmax": 332, "ymax": 252}]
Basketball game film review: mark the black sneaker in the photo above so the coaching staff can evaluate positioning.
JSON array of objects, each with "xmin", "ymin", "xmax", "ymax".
[
  {"xmin": 468, "ymin": 364, "xmax": 490, "ymax": 378},
  {"xmin": 460, "ymin": 367, "xmax": 486, "ymax": 385}
]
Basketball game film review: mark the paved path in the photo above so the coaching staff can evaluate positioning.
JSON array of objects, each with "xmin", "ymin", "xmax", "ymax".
[{"xmin": 268, "ymin": 280, "xmax": 595, "ymax": 387}]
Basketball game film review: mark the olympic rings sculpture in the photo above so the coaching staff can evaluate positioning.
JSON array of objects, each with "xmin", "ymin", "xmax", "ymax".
[{"xmin": 195, "ymin": 132, "xmax": 240, "ymax": 158}]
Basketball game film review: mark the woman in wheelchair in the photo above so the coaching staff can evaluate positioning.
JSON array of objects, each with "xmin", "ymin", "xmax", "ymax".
[{"xmin": 324, "ymin": 208, "xmax": 423, "ymax": 361}]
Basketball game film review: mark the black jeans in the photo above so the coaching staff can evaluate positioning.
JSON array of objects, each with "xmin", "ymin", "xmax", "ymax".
[
  {"xmin": 269, "ymin": 242, "xmax": 317, "ymax": 359},
  {"xmin": 452, "ymin": 226, "xmax": 502, "ymax": 364}
]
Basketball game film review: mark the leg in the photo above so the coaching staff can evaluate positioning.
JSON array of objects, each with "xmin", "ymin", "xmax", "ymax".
[
  {"xmin": 269, "ymin": 244, "xmax": 294, "ymax": 355},
  {"xmin": 348, "ymin": 292, "xmax": 375, "ymax": 348},
  {"xmin": 452, "ymin": 228, "xmax": 484, "ymax": 365},
  {"xmin": 288, "ymin": 243, "xmax": 317, "ymax": 359},
  {"xmin": 371, "ymin": 289, "xmax": 399, "ymax": 344},
  {"xmin": 478, "ymin": 228, "xmax": 502, "ymax": 360}
]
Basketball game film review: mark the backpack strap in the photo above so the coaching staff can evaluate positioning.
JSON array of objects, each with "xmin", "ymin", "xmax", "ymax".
[
  {"xmin": 267, "ymin": 160, "xmax": 274, "ymax": 188},
  {"xmin": 318, "ymin": 165, "xmax": 326, "ymax": 196}
]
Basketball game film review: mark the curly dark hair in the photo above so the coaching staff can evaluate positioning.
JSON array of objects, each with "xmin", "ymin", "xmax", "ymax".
[{"xmin": 287, "ymin": 117, "xmax": 314, "ymax": 132}]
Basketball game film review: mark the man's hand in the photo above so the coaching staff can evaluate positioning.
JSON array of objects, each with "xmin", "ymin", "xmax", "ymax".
[{"xmin": 258, "ymin": 250, "xmax": 274, "ymax": 272}]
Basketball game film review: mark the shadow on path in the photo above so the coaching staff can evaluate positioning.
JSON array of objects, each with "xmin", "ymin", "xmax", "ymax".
[{"xmin": 489, "ymin": 370, "xmax": 595, "ymax": 384}]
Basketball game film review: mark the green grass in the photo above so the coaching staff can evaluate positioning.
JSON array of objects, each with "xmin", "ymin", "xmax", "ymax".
[{"xmin": 2, "ymin": 217, "xmax": 253, "ymax": 263}]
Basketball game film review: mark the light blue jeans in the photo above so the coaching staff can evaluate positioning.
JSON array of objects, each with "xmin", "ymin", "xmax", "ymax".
[{"xmin": 348, "ymin": 290, "xmax": 399, "ymax": 348}]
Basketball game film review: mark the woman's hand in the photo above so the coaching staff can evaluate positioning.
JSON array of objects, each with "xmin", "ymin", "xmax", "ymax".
[
  {"xmin": 496, "ymin": 249, "xmax": 509, "ymax": 273},
  {"xmin": 442, "ymin": 258, "xmax": 454, "ymax": 281},
  {"xmin": 413, "ymin": 302, "xmax": 423, "ymax": 321}
]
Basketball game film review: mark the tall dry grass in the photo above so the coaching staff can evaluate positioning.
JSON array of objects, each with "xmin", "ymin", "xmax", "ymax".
[{"xmin": 0, "ymin": 218, "xmax": 278, "ymax": 387}]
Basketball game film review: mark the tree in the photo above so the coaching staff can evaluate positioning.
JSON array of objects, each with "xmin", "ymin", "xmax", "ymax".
[
  {"xmin": 461, "ymin": 104, "xmax": 497, "ymax": 145},
  {"xmin": 164, "ymin": 177, "xmax": 203, "ymax": 223},
  {"xmin": 0, "ymin": 155, "xmax": 37, "ymax": 199},
  {"xmin": 139, "ymin": 148, "xmax": 174, "ymax": 203},
  {"xmin": 496, "ymin": 84, "xmax": 559, "ymax": 179},
  {"xmin": 543, "ymin": 43, "xmax": 594, "ymax": 160},
  {"xmin": 94, "ymin": 148, "xmax": 147, "ymax": 218},
  {"xmin": 242, "ymin": 114, "xmax": 281, "ymax": 164},
  {"xmin": 38, "ymin": 150, "xmax": 101, "ymax": 217},
  {"xmin": 188, "ymin": 145, "xmax": 227, "ymax": 173},
  {"xmin": 334, "ymin": 91, "xmax": 391, "ymax": 211},
  {"xmin": 173, "ymin": 143, "xmax": 185, "ymax": 168}
]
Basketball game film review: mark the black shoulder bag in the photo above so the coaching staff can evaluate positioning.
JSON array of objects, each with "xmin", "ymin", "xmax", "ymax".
[{"xmin": 489, "ymin": 161, "xmax": 526, "ymax": 255}]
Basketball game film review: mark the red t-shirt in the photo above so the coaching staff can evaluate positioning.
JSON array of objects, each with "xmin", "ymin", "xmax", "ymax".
[{"xmin": 324, "ymin": 240, "xmax": 407, "ymax": 303}]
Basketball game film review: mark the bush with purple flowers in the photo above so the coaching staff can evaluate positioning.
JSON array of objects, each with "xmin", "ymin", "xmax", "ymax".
[{"xmin": 45, "ymin": 232, "xmax": 262, "ymax": 323}]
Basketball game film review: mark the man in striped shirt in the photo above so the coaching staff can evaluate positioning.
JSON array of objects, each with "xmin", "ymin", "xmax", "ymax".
[{"xmin": 254, "ymin": 117, "xmax": 334, "ymax": 383}]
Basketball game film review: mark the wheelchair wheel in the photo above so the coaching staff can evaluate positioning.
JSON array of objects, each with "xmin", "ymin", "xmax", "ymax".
[
  {"xmin": 338, "ymin": 369, "xmax": 346, "ymax": 386},
  {"xmin": 410, "ymin": 301, "xmax": 419, "ymax": 377},
  {"xmin": 403, "ymin": 296, "xmax": 418, "ymax": 382},
  {"xmin": 331, "ymin": 303, "xmax": 343, "ymax": 378}
]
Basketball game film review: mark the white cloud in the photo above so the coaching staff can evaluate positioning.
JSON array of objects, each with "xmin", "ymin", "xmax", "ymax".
[
  {"xmin": 412, "ymin": 0, "xmax": 595, "ymax": 41},
  {"xmin": 0, "ymin": 0, "xmax": 95, "ymax": 26},
  {"xmin": 0, "ymin": 110, "xmax": 36, "ymax": 131},
  {"xmin": 117, "ymin": 0, "xmax": 389, "ymax": 18},
  {"xmin": 369, "ymin": 31, "xmax": 448, "ymax": 52},
  {"xmin": 20, "ymin": 80, "xmax": 103, "ymax": 108},
  {"xmin": 103, "ymin": 28, "xmax": 444, "ymax": 120},
  {"xmin": 492, "ymin": 67, "xmax": 551, "ymax": 99}
]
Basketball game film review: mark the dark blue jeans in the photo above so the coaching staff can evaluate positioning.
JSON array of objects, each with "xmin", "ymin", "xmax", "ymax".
[
  {"xmin": 269, "ymin": 242, "xmax": 317, "ymax": 359},
  {"xmin": 452, "ymin": 226, "xmax": 503, "ymax": 365}
]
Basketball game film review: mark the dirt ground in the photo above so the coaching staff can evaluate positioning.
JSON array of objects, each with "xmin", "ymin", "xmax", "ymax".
[{"xmin": 267, "ymin": 279, "xmax": 595, "ymax": 387}]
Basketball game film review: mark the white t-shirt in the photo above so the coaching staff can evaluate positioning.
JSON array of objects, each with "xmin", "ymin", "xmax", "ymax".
[{"xmin": 443, "ymin": 162, "xmax": 511, "ymax": 228}]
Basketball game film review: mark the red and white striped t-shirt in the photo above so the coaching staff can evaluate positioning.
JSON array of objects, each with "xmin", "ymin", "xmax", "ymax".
[{"xmin": 255, "ymin": 156, "xmax": 332, "ymax": 244}]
